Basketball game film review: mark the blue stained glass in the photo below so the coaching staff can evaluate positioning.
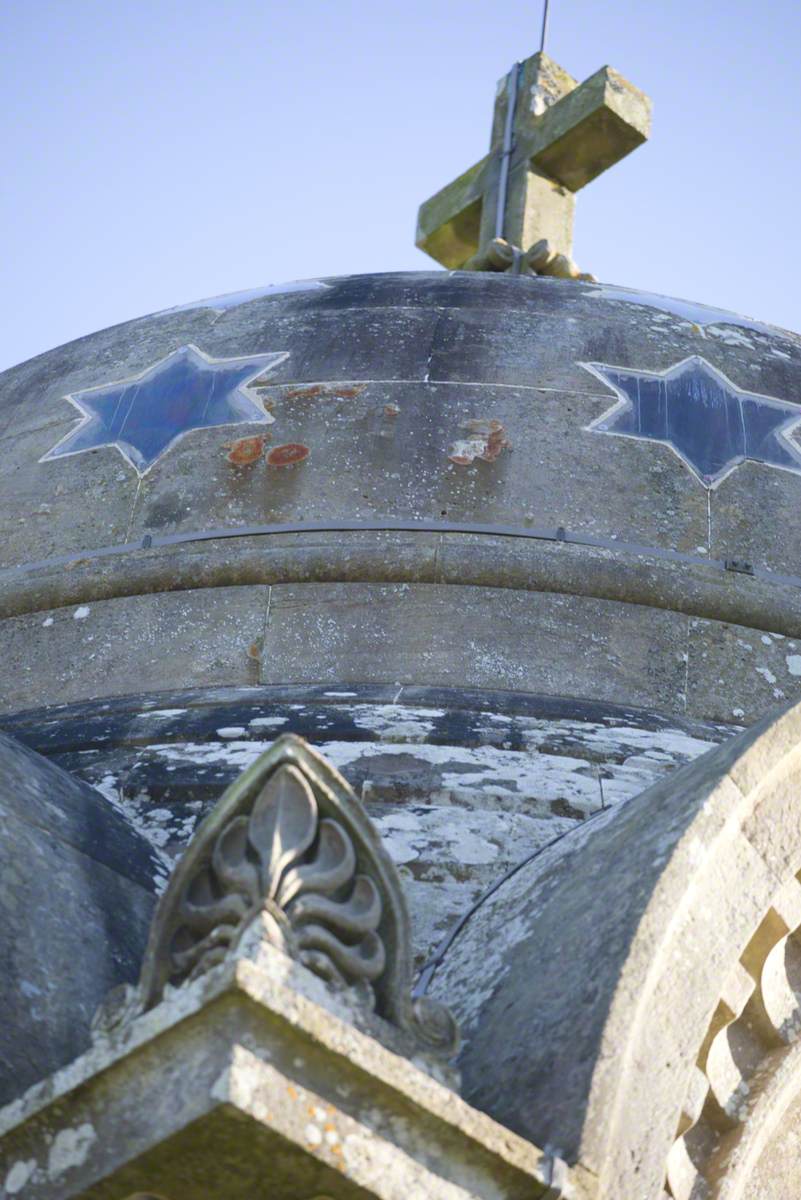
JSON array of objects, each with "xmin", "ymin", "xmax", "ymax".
[
  {"xmin": 41, "ymin": 344, "xmax": 288, "ymax": 476},
  {"xmin": 584, "ymin": 355, "xmax": 801, "ymax": 488}
]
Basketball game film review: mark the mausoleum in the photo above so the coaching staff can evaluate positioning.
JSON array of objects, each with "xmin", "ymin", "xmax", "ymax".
[{"xmin": 3, "ymin": 41, "xmax": 801, "ymax": 1200}]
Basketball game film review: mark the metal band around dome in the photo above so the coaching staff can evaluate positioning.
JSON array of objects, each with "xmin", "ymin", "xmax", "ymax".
[{"xmin": 0, "ymin": 516, "xmax": 789, "ymax": 587}]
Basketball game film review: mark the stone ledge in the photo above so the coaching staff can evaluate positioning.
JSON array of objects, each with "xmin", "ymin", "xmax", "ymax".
[
  {"xmin": 0, "ymin": 945, "xmax": 565, "ymax": 1200},
  {"xmin": 3, "ymin": 530, "xmax": 801, "ymax": 641}
]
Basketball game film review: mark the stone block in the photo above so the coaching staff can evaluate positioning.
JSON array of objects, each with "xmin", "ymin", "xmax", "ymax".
[
  {"xmin": 0, "ymin": 586, "xmax": 270, "ymax": 714},
  {"xmin": 122, "ymin": 377, "xmax": 710, "ymax": 554},
  {"xmin": 711, "ymin": 457, "xmax": 801, "ymax": 576},
  {"xmin": 530, "ymin": 66, "xmax": 651, "ymax": 192},
  {"xmin": 415, "ymin": 158, "xmax": 487, "ymax": 270},
  {"xmin": 261, "ymin": 581, "xmax": 689, "ymax": 712},
  {"xmin": 685, "ymin": 616, "xmax": 801, "ymax": 724},
  {"xmin": 0, "ymin": 946, "xmax": 558, "ymax": 1199},
  {"xmin": 0, "ymin": 306, "xmax": 221, "ymax": 443},
  {"xmin": 205, "ymin": 304, "xmax": 439, "ymax": 386}
]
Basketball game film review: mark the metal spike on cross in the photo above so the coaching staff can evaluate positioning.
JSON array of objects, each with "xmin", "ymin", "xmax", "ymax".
[{"xmin": 415, "ymin": 50, "xmax": 651, "ymax": 280}]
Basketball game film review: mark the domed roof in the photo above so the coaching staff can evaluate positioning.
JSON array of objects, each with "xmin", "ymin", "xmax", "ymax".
[
  {"xmin": 426, "ymin": 697, "xmax": 801, "ymax": 1197},
  {"xmin": 0, "ymin": 729, "xmax": 162, "ymax": 1104},
  {"xmin": 2, "ymin": 271, "xmax": 801, "ymax": 726}
]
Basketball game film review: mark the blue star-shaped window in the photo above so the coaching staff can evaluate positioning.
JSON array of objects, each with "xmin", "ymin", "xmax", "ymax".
[
  {"xmin": 583, "ymin": 355, "xmax": 801, "ymax": 488},
  {"xmin": 41, "ymin": 343, "xmax": 288, "ymax": 476}
]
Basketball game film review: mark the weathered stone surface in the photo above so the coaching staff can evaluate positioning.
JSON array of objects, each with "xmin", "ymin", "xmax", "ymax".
[
  {"xmin": 429, "ymin": 698, "xmax": 801, "ymax": 1199},
  {"xmin": 2, "ymin": 272, "xmax": 800, "ymax": 570},
  {"xmin": 686, "ymin": 615, "xmax": 801, "ymax": 723},
  {"xmin": 260, "ymin": 581, "xmax": 690, "ymax": 707},
  {"xmin": 712, "ymin": 454, "xmax": 801, "ymax": 576},
  {"xmin": 0, "ymin": 731, "xmax": 161, "ymax": 1107},
  {"xmin": 0, "ymin": 586, "xmax": 269, "ymax": 713},
  {"xmin": 0, "ymin": 685, "xmax": 733, "ymax": 971},
  {"xmin": 0, "ymin": 421, "xmax": 139, "ymax": 571},
  {"xmin": 0, "ymin": 305, "xmax": 222, "ymax": 443},
  {"xmin": 0, "ymin": 943, "xmax": 558, "ymax": 1199}
]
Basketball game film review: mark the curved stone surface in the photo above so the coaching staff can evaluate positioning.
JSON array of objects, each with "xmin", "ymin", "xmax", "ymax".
[
  {"xmin": 430, "ymin": 697, "xmax": 801, "ymax": 1198},
  {"xmin": 0, "ymin": 730, "xmax": 162, "ymax": 1105},
  {"xmin": 1, "ymin": 685, "xmax": 733, "ymax": 969},
  {"xmin": 1, "ymin": 272, "xmax": 801, "ymax": 726}
]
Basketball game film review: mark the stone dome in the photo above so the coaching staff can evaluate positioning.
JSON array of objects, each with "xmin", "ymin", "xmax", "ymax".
[{"xmin": 3, "ymin": 269, "xmax": 801, "ymax": 1144}]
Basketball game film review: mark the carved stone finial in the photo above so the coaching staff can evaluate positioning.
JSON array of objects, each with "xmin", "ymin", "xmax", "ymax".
[{"xmin": 135, "ymin": 734, "xmax": 458, "ymax": 1055}]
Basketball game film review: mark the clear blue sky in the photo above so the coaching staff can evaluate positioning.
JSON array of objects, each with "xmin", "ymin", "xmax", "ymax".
[{"xmin": 2, "ymin": 0, "xmax": 800, "ymax": 371}]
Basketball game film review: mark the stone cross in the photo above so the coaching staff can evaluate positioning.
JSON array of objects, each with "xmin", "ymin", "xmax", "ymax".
[{"xmin": 416, "ymin": 51, "xmax": 651, "ymax": 275}]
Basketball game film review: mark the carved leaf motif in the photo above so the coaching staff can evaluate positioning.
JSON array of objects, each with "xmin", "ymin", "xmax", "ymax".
[
  {"xmin": 288, "ymin": 875, "xmax": 383, "ymax": 936},
  {"xmin": 297, "ymin": 925, "xmax": 386, "ymax": 981},
  {"xmin": 212, "ymin": 815, "xmax": 260, "ymax": 904},
  {"xmin": 165, "ymin": 761, "xmax": 384, "ymax": 998},
  {"xmin": 277, "ymin": 819, "xmax": 355, "ymax": 906},
  {"xmin": 138, "ymin": 736, "xmax": 459, "ymax": 1059},
  {"xmin": 248, "ymin": 764, "xmax": 317, "ymax": 896}
]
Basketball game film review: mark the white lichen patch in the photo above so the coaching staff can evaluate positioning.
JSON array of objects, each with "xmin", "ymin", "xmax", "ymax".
[
  {"xmin": 374, "ymin": 807, "xmax": 502, "ymax": 867},
  {"xmin": 92, "ymin": 774, "xmax": 173, "ymax": 887},
  {"xmin": 350, "ymin": 704, "xmax": 445, "ymax": 743},
  {"xmin": 48, "ymin": 1123, "xmax": 96, "ymax": 1176},
  {"xmin": 705, "ymin": 324, "xmax": 755, "ymax": 349},
  {"xmin": 787, "ymin": 656, "xmax": 801, "ymax": 676},
  {"xmin": 149, "ymin": 739, "xmax": 270, "ymax": 770},
  {"xmin": 304, "ymin": 1123, "xmax": 323, "ymax": 1146},
  {"xmin": 73, "ymin": 606, "xmax": 90, "ymax": 620},
  {"xmin": 217, "ymin": 726, "xmax": 247, "ymax": 738},
  {"xmin": 134, "ymin": 708, "xmax": 187, "ymax": 719},
  {"xmin": 592, "ymin": 284, "xmax": 781, "ymax": 337},
  {"xmin": 4, "ymin": 1159, "xmax": 37, "ymax": 1194}
]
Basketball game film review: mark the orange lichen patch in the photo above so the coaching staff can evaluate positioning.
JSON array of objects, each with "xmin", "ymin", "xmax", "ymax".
[
  {"xmin": 267, "ymin": 442, "xmax": 310, "ymax": 467},
  {"xmin": 285, "ymin": 384, "xmax": 325, "ymax": 400},
  {"xmin": 447, "ymin": 418, "xmax": 511, "ymax": 466},
  {"xmin": 383, "ymin": 404, "xmax": 400, "ymax": 418},
  {"xmin": 284, "ymin": 382, "xmax": 367, "ymax": 401},
  {"xmin": 480, "ymin": 426, "xmax": 511, "ymax": 462},
  {"xmin": 225, "ymin": 434, "xmax": 267, "ymax": 465}
]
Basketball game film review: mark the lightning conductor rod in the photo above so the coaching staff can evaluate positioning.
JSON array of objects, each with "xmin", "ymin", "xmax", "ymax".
[
  {"xmin": 494, "ymin": 62, "xmax": 522, "ymax": 240},
  {"xmin": 495, "ymin": 0, "xmax": 551, "ymax": 241},
  {"xmin": 540, "ymin": 0, "xmax": 551, "ymax": 53}
]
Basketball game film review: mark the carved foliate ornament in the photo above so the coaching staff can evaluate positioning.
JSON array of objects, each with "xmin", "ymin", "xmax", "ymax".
[{"xmin": 137, "ymin": 735, "xmax": 457, "ymax": 1055}]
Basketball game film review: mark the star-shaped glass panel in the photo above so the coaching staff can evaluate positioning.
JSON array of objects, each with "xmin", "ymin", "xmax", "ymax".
[
  {"xmin": 583, "ymin": 355, "xmax": 801, "ymax": 487},
  {"xmin": 41, "ymin": 344, "xmax": 288, "ymax": 476}
]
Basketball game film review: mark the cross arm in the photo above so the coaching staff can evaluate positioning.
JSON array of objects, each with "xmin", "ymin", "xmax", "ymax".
[
  {"xmin": 521, "ymin": 66, "xmax": 652, "ymax": 192},
  {"xmin": 415, "ymin": 154, "xmax": 492, "ymax": 269}
]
